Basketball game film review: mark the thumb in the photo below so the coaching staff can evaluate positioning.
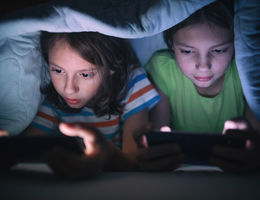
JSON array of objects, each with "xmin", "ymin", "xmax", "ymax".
[
  {"xmin": 160, "ymin": 126, "xmax": 172, "ymax": 132},
  {"xmin": 59, "ymin": 123, "xmax": 96, "ymax": 155},
  {"xmin": 133, "ymin": 123, "xmax": 152, "ymax": 148},
  {"xmin": 59, "ymin": 123, "xmax": 93, "ymax": 140},
  {"xmin": 0, "ymin": 130, "xmax": 9, "ymax": 137}
]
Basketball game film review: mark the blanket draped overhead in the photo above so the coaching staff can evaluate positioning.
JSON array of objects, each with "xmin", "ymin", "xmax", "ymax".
[{"xmin": 0, "ymin": 0, "xmax": 259, "ymax": 135}]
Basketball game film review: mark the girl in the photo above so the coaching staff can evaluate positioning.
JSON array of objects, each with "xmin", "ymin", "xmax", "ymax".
[
  {"xmin": 25, "ymin": 31, "xmax": 160, "ymax": 178},
  {"xmin": 137, "ymin": 1, "xmax": 260, "ymax": 172}
]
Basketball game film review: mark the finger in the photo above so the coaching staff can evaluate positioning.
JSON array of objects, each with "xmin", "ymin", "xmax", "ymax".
[
  {"xmin": 246, "ymin": 140, "xmax": 255, "ymax": 150},
  {"xmin": 223, "ymin": 120, "xmax": 239, "ymax": 134},
  {"xmin": 0, "ymin": 130, "xmax": 8, "ymax": 137},
  {"xmin": 59, "ymin": 123, "xmax": 95, "ymax": 141},
  {"xmin": 223, "ymin": 120, "xmax": 250, "ymax": 135},
  {"xmin": 137, "ymin": 143, "xmax": 181, "ymax": 161},
  {"xmin": 133, "ymin": 123, "xmax": 151, "ymax": 148},
  {"xmin": 140, "ymin": 135, "xmax": 148, "ymax": 148},
  {"xmin": 160, "ymin": 126, "xmax": 172, "ymax": 132},
  {"xmin": 59, "ymin": 123, "xmax": 97, "ymax": 155}
]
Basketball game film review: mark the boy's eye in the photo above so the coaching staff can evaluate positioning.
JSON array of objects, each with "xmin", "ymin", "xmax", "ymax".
[
  {"xmin": 180, "ymin": 49, "xmax": 192, "ymax": 54},
  {"xmin": 213, "ymin": 49, "xmax": 227, "ymax": 53}
]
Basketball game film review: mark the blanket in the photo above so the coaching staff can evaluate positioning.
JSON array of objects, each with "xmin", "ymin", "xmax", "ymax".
[{"xmin": 0, "ymin": 0, "xmax": 259, "ymax": 135}]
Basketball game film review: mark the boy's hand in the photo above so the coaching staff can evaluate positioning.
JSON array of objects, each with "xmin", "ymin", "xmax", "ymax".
[
  {"xmin": 44, "ymin": 123, "xmax": 114, "ymax": 179},
  {"xmin": 222, "ymin": 117, "xmax": 251, "ymax": 134},
  {"xmin": 134, "ymin": 126, "xmax": 186, "ymax": 172},
  {"xmin": 211, "ymin": 127, "xmax": 260, "ymax": 173},
  {"xmin": 136, "ymin": 143, "xmax": 185, "ymax": 171}
]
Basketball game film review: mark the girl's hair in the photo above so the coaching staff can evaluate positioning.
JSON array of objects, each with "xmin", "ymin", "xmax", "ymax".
[
  {"xmin": 164, "ymin": 1, "xmax": 234, "ymax": 49},
  {"xmin": 40, "ymin": 31, "xmax": 138, "ymax": 117}
]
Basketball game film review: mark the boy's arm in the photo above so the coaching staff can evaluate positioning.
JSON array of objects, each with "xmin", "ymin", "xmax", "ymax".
[{"xmin": 149, "ymin": 87, "xmax": 171, "ymax": 130}]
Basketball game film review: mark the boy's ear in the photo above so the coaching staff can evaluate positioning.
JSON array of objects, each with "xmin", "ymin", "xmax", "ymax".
[
  {"xmin": 171, "ymin": 44, "xmax": 175, "ymax": 52},
  {"xmin": 110, "ymin": 70, "xmax": 115, "ymax": 75}
]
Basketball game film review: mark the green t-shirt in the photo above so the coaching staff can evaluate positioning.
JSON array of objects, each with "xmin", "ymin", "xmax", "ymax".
[{"xmin": 145, "ymin": 50, "xmax": 245, "ymax": 133}]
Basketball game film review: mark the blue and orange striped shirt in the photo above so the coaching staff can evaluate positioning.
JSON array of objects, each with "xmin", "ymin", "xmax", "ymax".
[{"xmin": 30, "ymin": 66, "xmax": 160, "ymax": 146}]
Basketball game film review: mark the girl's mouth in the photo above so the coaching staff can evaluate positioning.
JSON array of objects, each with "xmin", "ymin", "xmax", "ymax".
[{"xmin": 65, "ymin": 98, "xmax": 81, "ymax": 104}]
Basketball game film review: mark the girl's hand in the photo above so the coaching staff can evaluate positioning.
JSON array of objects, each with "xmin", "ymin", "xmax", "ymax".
[
  {"xmin": 135, "ymin": 126, "xmax": 186, "ymax": 172},
  {"xmin": 44, "ymin": 122, "xmax": 114, "ymax": 179},
  {"xmin": 0, "ymin": 129, "xmax": 17, "ymax": 170},
  {"xmin": 0, "ymin": 130, "xmax": 8, "ymax": 137},
  {"xmin": 211, "ymin": 118, "xmax": 260, "ymax": 173}
]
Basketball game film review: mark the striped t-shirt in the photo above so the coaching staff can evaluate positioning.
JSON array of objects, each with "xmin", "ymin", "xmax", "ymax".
[{"xmin": 30, "ymin": 65, "xmax": 160, "ymax": 145}]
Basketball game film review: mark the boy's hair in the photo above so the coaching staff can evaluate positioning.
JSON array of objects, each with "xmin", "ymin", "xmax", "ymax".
[
  {"xmin": 40, "ymin": 31, "xmax": 138, "ymax": 117},
  {"xmin": 164, "ymin": 1, "xmax": 234, "ymax": 49}
]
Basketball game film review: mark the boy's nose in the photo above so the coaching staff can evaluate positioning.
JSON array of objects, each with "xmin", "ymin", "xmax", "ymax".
[
  {"xmin": 195, "ymin": 55, "xmax": 211, "ymax": 70},
  {"xmin": 64, "ymin": 77, "xmax": 79, "ymax": 95}
]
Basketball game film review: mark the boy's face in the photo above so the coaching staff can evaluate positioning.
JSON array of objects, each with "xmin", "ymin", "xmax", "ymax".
[
  {"xmin": 172, "ymin": 22, "xmax": 234, "ymax": 96},
  {"xmin": 48, "ymin": 39, "xmax": 104, "ymax": 109}
]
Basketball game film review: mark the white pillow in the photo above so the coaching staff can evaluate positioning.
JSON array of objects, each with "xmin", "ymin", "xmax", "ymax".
[{"xmin": 0, "ymin": 33, "xmax": 43, "ymax": 134}]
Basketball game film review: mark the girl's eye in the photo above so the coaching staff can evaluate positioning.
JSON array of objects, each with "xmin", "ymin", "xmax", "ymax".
[
  {"xmin": 50, "ymin": 67, "xmax": 64, "ymax": 74},
  {"xmin": 180, "ymin": 49, "xmax": 192, "ymax": 54},
  {"xmin": 80, "ymin": 72, "xmax": 94, "ymax": 79}
]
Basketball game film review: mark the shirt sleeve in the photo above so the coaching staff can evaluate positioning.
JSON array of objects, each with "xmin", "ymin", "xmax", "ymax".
[
  {"xmin": 121, "ymin": 65, "xmax": 161, "ymax": 121},
  {"xmin": 145, "ymin": 50, "xmax": 174, "ymax": 97},
  {"xmin": 30, "ymin": 100, "xmax": 59, "ymax": 134}
]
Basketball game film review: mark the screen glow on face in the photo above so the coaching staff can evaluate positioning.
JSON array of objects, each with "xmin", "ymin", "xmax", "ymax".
[
  {"xmin": 172, "ymin": 22, "xmax": 234, "ymax": 96},
  {"xmin": 48, "ymin": 39, "xmax": 104, "ymax": 108}
]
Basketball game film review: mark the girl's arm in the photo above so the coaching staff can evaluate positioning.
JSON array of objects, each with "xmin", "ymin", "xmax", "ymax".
[
  {"xmin": 46, "ymin": 121, "xmax": 143, "ymax": 178},
  {"xmin": 110, "ymin": 108, "xmax": 150, "ymax": 171},
  {"xmin": 122, "ymin": 109, "xmax": 149, "ymax": 153},
  {"xmin": 22, "ymin": 126, "xmax": 49, "ymax": 136}
]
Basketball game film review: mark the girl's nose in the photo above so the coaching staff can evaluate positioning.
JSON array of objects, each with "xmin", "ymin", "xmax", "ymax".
[{"xmin": 64, "ymin": 76, "xmax": 79, "ymax": 95}]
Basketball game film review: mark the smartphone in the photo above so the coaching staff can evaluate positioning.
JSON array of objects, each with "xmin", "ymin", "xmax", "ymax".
[
  {"xmin": 146, "ymin": 130, "xmax": 249, "ymax": 165},
  {"xmin": 0, "ymin": 135, "xmax": 85, "ymax": 162}
]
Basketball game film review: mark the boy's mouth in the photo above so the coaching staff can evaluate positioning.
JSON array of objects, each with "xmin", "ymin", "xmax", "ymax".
[{"xmin": 194, "ymin": 75, "xmax": 213, "ymax": 82}]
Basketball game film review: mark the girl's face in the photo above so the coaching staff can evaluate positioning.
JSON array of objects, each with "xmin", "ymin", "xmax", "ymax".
[
  {"xmin": 48, "ymin": 39, "xmax": 104, "ymax": 109},
  {"xmin": 172, "ymin": 22, "xmax": 234, "ymax": 96}
]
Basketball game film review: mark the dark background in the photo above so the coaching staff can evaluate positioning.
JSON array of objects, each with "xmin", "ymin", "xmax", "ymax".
[{"xmin": 1, "ymin": 0, "xmax": 51, "ymax": 18}]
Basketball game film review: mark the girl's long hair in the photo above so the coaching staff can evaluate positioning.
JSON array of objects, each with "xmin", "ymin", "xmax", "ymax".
[{"xmin": 40, "ymin": 31, "xmax": 138, "ymax": 117}]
